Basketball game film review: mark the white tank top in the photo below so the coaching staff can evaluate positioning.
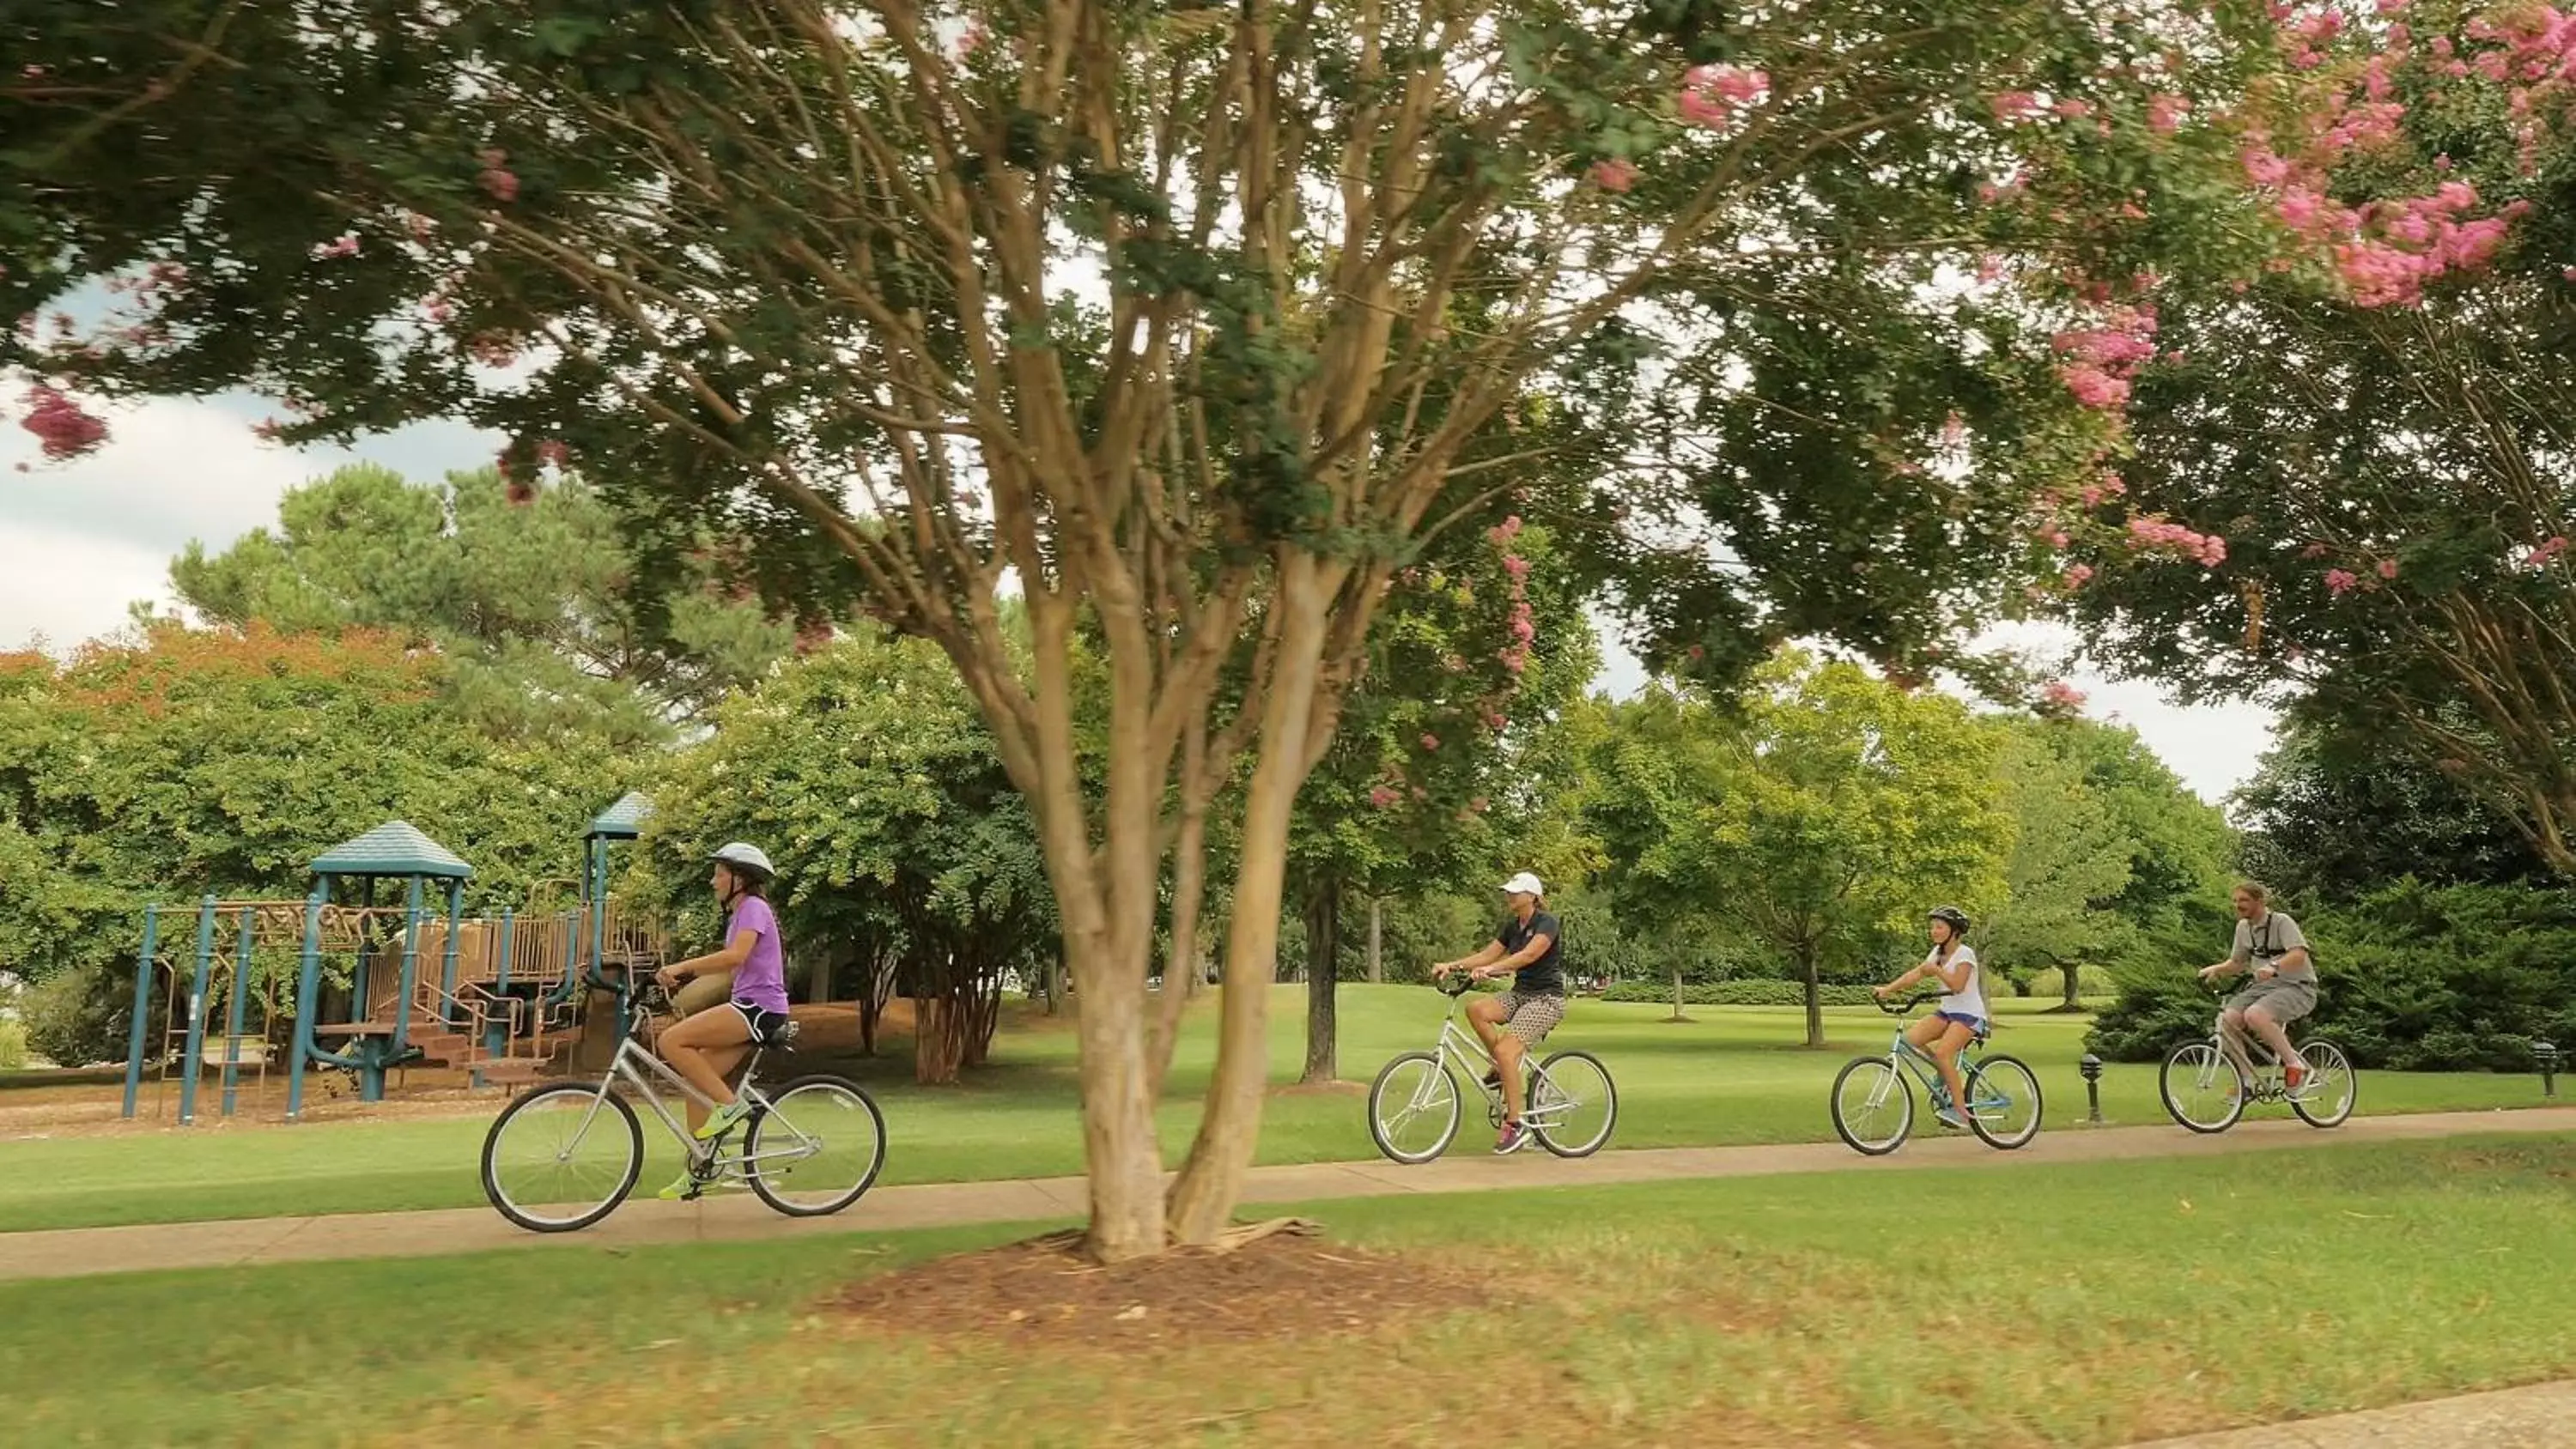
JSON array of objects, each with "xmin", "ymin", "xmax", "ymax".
[{"xmin": 1930, "ymin": 944, "xmax": 1987, "ymax": 1021}]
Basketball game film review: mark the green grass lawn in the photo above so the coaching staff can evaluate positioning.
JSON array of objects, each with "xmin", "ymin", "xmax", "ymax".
[
  {"xmin": 0, "ymin": 985, "xmax": 2553, "ymax": 1233},
  {"xmin": 3, "ymin": 1134, "xmax": 2572, "ymax": 1447}
]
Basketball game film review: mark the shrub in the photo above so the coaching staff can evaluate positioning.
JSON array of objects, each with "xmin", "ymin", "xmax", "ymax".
[
  {"xmin": 0, "ymin": 1016, "xmax": 27, "ymax": 1070},
  {"xmin": 1601, "ymin": 979, "xmax": 1881, "ymax": 1008},
  {"xmin": 19, "ymin": 966, "xmax": 137, "ymax": 1070}
]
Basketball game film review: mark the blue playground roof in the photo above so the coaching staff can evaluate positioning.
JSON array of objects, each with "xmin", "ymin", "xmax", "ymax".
[
  {"xmin": 309, "ymin": 821, "xmax": 474, "ymax": 879},
  {"xmin": 587, "ymin": 791, "xmax": 652, "ymax": 840}
]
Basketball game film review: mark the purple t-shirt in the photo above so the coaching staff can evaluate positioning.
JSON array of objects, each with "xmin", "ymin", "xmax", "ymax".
[{"xmin": 726, "ymin": 895, "xmax": 789, "ymax": 1014}]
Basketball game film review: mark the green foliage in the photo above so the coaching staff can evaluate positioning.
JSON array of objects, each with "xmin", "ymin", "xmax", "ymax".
[
  {"xmin": 1585, "ymin": 651, "xmax": 2014, "ymax": 1040},
  {"xmin": 0, "ymin": 1016, "xmax": 27, "ymax": 1070},
  {"xmin": 168, "ymin": 464, "xmax": 799, "ymax": 743},
  {"xmin": 635, "ymin": 627, "xmax": 1057, "ymax": 992},
  {"xmin": 17, "ymin": 966, "xmax": 127, "ymax": 1069},
  {"xmin": 2235, "ymin": 719, "xmax": 2558, "ymax": 901},
  {"xmin": 1599, "ymin": 979, "xmax": 1882, "ymax": 1008},
  {"xmin": 0, "ymin": 625, "xmax": 630, "ymax": 993},
  {"xmin": 2087, "ymin": 882, "xmax": 2576, "ymax": 1069}
]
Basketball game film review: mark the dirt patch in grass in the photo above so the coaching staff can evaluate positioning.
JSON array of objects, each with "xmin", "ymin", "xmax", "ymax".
[{"xmin": 835, "ymin": 1221, "xmax": 1497, "ymax": 1351}]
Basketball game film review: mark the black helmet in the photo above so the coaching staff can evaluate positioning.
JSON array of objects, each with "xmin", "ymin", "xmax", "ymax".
[{"xmin": 1928, "ymin": 905, "xmax": 1971, "ymax": 934}]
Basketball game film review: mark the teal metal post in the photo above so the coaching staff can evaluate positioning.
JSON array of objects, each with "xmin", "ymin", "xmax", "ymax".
[
  {"xmin": 438, "ymin": 879, "xmax": 465, "ymax": 1027},
  {"xmin": 288, "ymin": 879, "xmax": 328, "ymax": 1120},
  {"xmin": 118, "ymin": 905, "xmax": 161, "ymax": 1119},
  {"xmin": 219, "ymin": 906, "xmax": 253, "ymax": 1117},
  {"xmin": 389, "ymin": 875, "xmax": 425, "ymax": 1065},
  {"xmin": 176, "ymin": 897, "xmax": 218, "ymax": 1125},
  {"xmin": 483, "ymin": 908, "xmax": 516, "ymax": 1061}
]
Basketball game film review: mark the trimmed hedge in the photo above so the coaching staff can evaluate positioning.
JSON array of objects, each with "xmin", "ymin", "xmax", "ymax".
[{"xmin": 1601, "ymin": 979, "xmax": 1881, "ymax": 1008}]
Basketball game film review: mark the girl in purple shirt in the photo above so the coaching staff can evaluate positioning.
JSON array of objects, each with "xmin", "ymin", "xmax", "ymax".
[{"xmin": 655, "ymin": 843, "xmax": 789, "ymax": 1176}]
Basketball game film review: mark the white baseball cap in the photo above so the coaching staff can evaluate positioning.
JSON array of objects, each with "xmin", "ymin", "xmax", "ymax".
[{"xmin": 1500, "ymin": 871, "xmax": 1544, "ymax": 897}]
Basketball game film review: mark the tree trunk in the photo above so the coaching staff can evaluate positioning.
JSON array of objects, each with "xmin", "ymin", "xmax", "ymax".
[
  {"xmin": 1799, "ymin": 948, "xmax": 1826, "ymax": 1049},
  {"xmin": 1164, "ymin": 559, "xmax": 1335, "ymax": 1244},
  {"xmin": 1365, "ymin": 895, "xmax": 1382, "ymax": 985},
  {"xmin": 912, "ymin": 992, "xmax": 964, "ymax": 1084},
  {"xmin": 2062, "ymin": 961, "xmax": 2083, "ymax": 1010},
  {"xmin": 1671, "ymin": 966, "xmax": 1687, "ymax": 1022},
  {"xmin": 1044, "ymin": 954, "xmax": 1064, "ymax": 1016},
  {"xmin": 1301, "ymin": 878, "xmax": 1340, "ymax": 1085}
]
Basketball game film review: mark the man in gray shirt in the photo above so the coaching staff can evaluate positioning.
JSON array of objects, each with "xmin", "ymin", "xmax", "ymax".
[{"xmin": 2198, "ymin": 881, "xmax": 2318, "ymax": 1094}]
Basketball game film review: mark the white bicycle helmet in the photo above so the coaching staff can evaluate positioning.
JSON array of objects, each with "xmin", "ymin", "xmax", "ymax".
[{"xmin": 709, "ymin": 841, "xmax": 775, "ymax": 881}]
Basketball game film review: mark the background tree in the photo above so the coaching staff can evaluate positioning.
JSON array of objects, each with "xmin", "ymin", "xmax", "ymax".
[
  {"xmin": 2234, "ymin": 718, "xmax": 2556, "ymax": 901},
  {"xmin": 1982, "ymin": 718, "xmax": 2137, "ymax": 1007},
  {"xmin": 1281, "ymin": 518, "xmax": 1596, "ymax": 1082},
  {"xmin": 0, "ymin": 623, "xmax": 631, "ymax": 1061},
  {"xmin": 167, "ymin": 464, "xmax": 802, "ymax": 743},
  {"xmin": 637, "ymin": 627, "xmax": 1057, "ymax": 1083},
  {"xmin": 1591, "ymin": 652, "xmax": 2013, "ymax": 1046},
  {"xmin": 2051, "ymin": 0, "xmax": 2576, "ymax": 870}
]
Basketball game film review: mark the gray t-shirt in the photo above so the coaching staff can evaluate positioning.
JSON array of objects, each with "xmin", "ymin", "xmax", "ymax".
[{"xmin": 2230, "ymin": 912, "xmax": 2314, "ymax": 983}]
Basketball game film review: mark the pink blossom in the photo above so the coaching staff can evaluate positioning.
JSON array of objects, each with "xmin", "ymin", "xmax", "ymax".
[
  {"xmin": 1991, "ymin": 91, "xmax": 2046, "ymax": 123},
  {"xmin": 476, "ymin": 149, "xmax": 519, "ymax": 203},
  {"xmin": 1680, "ymin": 64, "xmax": 1767, "ymax": 128},
  {"xmin": 2053, "ymin": 98, "xmax": 2094, "ymax": 119},
  {"xmin": 1503, "ymin": 554, "xmax": 1531, "ymax": 579},
  {"xmin": 2050, "ymin": 530, "xmax": 2071, "ymax": 549},
  {"xmin": 2324, "ymin": 567, "xmax": 2360, "ymax": 597},
  {"xmin": 2243, "ymin": 148, "xmax": 2293, "ymax": 186},
  {"xmin": 2376, "ymin": 556, "xmax": 2398, "ymax": 579},
  {"xmin": 1368, "ymin": 785, "xmax": 1400, "ymax": 810},
  {"xmin": 1419, "ymin": 732, "xmax": 1440, "ymax": 751},
  {"xmin": 956, "ymin": 21, "xmax": 986, "ymax": 58},
  {"xmin": 2525, "ymin": 537, "xmax": 2569, "ymax": 567},
  {"xmin": 1486, "ymin": 514, "xmax": 1523, "ymax": 546},
  {"xmin": 1590, "ymin": 158, "xmax": 1637, "ymax": 193},
  {"xmin": 2059, "ymin": 363, "xmax": 2132, "ymax": 409},
  {"xmin": 18, "ymin": 384, "xmax": 109, "ymax": 460},
  {"xmin": 2062, "ymin": 563, "xmax": 2096, "ymax": 589},
  {"xmin": 2148, "ymin": 93, "xmax": 2190, "ymax": 135},
  {"xmin": 2278, "ymin": 188, "xmax": 2323, "ymax": 229},
  {"xmin": 1975, "ymin": 254, "xmax": 2007, "ymax": 285},
  {"xmin": 310, "ymin": 233, "xmax": 361, "ymax": 260},
  {"xmin": 2126, "ymin": 516, "xmax": 2227, "ymax": 567},
  {"xmin": 2039, "ymin": 680, "xmax": 2088, "ymax": 712},
  {"xmin": 536, "ymin": 440, "xmax": 572, "ymax": 470}
]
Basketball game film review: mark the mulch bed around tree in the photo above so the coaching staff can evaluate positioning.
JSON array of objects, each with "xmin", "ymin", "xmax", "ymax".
[{"xmin": 834, "ymin": 1218, "xmax": 1498, "ymax": 1350}]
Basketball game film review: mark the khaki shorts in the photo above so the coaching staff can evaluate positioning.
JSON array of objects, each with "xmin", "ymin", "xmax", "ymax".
[
  {"xmin": 1495, "ymin": 991, "xmax": 1567, "ymax": 1046},
  {"xmin": 2225, "ymin": 975, "xmax": 2318, "ymax": 1027}
]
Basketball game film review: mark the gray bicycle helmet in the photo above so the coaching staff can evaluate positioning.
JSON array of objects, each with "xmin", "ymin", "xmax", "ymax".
[
  {"xmin": 1928, "ymin": 905, "xmax": 1971, "ymax": 934},
  {"xmin": 709, "ymin": 841, "xmax": 776, "ymax": 882}
]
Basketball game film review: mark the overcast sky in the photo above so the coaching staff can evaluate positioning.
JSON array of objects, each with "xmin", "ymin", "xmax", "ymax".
[{"xmin": 1, "ymin": 391, "xmax": 2277, "ymax": 807}]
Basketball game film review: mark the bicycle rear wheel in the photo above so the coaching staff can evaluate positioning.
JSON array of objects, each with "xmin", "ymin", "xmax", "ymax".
[
  {"xmin": 480, "ymin": 1082, "xmax": 643, "ymax": 1233},
  {"xmin": 1831, "ymin": 1058, "xmax": 1913, "ymax": 1155},
  {"xmin": 1963, "ymin": 1054, "xmax": 2043, "ymax": 1150},
  {"xmin": 2160, "ymin": 1041, "xmax": 2245, "ymax": 1134},
  {"xmin": 746, "ymin": 1075, "xmax": 888, "ymax": 1216},
  {"xmin": 1367, "ymin": 1051, "xmax": 1461, "ymax": 1164},
  {"xmin": 2289, "ymin": 1041, "xmax": 2357, "ymax": 1128},
  {"xmin": 1530, "ymin": 1050, "xmax": 1617, "ymax": 1158}
]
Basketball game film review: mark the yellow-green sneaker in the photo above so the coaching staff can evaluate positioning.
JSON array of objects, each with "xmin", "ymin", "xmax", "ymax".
[
  {"xmin": 656, "ymin": 1172, "xmax": 702, "ymax": 1202},
  {"xmin": 694, "ymin": 1099, "xmax": 751, "ymax": 1142}
]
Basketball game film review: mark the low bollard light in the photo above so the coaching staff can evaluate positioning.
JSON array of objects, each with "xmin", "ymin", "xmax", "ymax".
[
  {"xmin": 2538, "ymin": 1040, "xmax": 2560, "ymax": 1100},
  {"xmin": 2079, "ymin": 1052, "xmax": 2105, "ymax": 1124}
]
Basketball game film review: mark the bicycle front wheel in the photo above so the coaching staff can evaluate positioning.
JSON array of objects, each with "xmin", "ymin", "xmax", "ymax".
[
  {"xmin": 746, "ymin": 1075, "xmax": 888, "ymax": 1217},
  {"xmin": 480, "ymin": 1082, "xmax": 643, "ymax": 1233},
  {"xmin": 1831, "ymin": 1058, "xmax": 1913, "ymax": 1155},
  {"xmin": 1367, "ymin": 1051, "xmax": 1461, "ymax": 1164},
  {"xmin": 1964, "ymin": 1054, "xmax": 2043, "ymax": 1150},
  {"xmin": 2160, "ymin": 1041, "xmax": 2245, "ymax": 1134},
  {"xmin": 1531, "ymin": 1050, "xmax": 1618, "ymax": 1159},
  {"xmin": 2290, "ymin": 1041, "xmax": 2358, "ymax": 1129}
]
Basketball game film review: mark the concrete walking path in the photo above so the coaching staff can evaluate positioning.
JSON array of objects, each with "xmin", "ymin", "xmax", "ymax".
[
  {"xmin": 2123, "ymin": 1379, "xmax": 2576, "ymax": 1447},
  {"xmin": 3, "ymin": 1105, "xmax": 2571, "ymax": 1285}
]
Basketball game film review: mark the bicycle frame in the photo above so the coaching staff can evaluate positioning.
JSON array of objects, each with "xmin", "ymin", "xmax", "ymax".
[
  {"xmin": 566, "ymin": 1016, "xmax": 822, "ymax": 1179},
  {"xmin": 1413, "ymin": 996, "xmax": 1580, "ymax": 1125},
  {"xmin": 1863, "ymin": 1010, "xmax": 2009, "ymax": 1118}
]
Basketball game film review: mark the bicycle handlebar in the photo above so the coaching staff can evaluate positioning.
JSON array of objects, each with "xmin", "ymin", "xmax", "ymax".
[
  {"xmin": 1875, "ymin": 991, "xmax": 1942, "ymax": 1016},
  {"xmin": 1433, "ymin": 972, "xmax": 1475, "ymax": 998}
]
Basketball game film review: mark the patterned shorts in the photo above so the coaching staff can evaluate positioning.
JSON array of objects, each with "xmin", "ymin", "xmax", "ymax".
[{"xmin": 1495, "ymin": 991, "xmax": 1567, "ymax": 1046}]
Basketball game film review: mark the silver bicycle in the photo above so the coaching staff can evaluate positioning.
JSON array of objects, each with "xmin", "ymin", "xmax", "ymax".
[
  {"xmin": 478, "ymin": 985, "xmax": 887, "ymax": 1232},
  {"xmin": 1364, "ymin": 974, "xmax": 1617, "ymax": 1163},
  {"xmin": 2160, "ymin": 979, "xmax": 2357, "ymax": 1133}
]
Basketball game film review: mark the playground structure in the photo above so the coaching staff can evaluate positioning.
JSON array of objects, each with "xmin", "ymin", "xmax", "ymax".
[{"xmin": 118, "ymin": 794, "xmax": 669, "ymax": 1122}]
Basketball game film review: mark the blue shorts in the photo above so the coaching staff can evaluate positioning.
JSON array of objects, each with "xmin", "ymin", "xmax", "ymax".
[{"xmin": 1935, "ymin": 1010, "xmax": 1990, "ymax": 1038}]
